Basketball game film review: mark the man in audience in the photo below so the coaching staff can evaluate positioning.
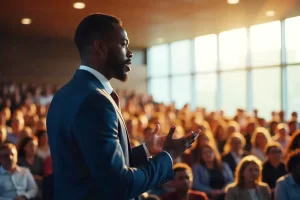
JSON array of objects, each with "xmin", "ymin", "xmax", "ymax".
[
  {"xmin": 0, "ymin": 143, "xmax": 38, "ymax": 199},
  {"xmin": 161, "ymin": 163, "xmax": 208, "ymax": 200},
  {"xmin": 275, "ymin": 149, "xmax": 300, "ymax": 200},
  {"xmin": 6, "ymin": 117, "xmax": 24, "ymax": 145},
  {"xmin": 262, "ymin": 143, "xmax": 287, "ymax": 193}
]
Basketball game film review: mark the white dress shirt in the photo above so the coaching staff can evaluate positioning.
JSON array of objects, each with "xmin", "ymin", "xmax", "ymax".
[
  {"xmin": 79, "ymin": 65, "xmax": 172, "ymax": 162},
  {"xmin": 0, "ymin": 166, "xmax": 38, "ymax": 200}
]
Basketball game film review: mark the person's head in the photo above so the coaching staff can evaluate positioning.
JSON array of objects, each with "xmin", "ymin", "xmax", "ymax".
[
  {"xmin": 36, "ymin": 130, "xmax": 48, "ymax": 147},
  {"xmin": 214, "ymin": 121, "xmax": 228, "ymax": 141},
  {"xmin": 251, "ymin": 127, "xmax": 272, "ymax": 149},
  {"xmin": 223, "ymin": 132, "xmax": 246, "ymax": 154},
  {"xmin": 172, "ymin": 163, "xmax": 193, "ymax": 193},
  {"xmin": 286, "ymin": 149, "xmax": 300, "ymax": 180},
  {"xmin": 291, "ymin": 112, "xmax": 298, "ymax": 120},
  {"xmin": 265, "ymin": 142, "xmax": 283, "ymax": 163},
  {"xmin": 18, "ymin": 136, "xmax": 38, "ymax": 158},
  {"xmin": 199, "ymin": 143, "xmax": 223, "ymax": 169},
  {"xmin": 0, "ymin": 143, "xmax": 18, "ymax": 170},
  {"xmin": 286, "ymin": 130, "xmax": 300, "ymax": 154},
  {"xmin": 246, "ymin": 119, "xmax": 257, "ymax": 134},
  {"xmin": 11, "ymin": 117, "xmax": 25, "ymax": 134},
  {"xmin": 227, "ymin": 121, "xmax": 241, "ymax": 135},
  {"xmin": 75, "ymin": 13, "xmax": 133, "ymax": 82},
  {"xmin": 0, "ymin": 126, "xmax": 7, "ymax": 144},
  {"xmin": 36, "ymin": 117, "xmax": 47, "ymax": 132},
  {"xmin": 276, "ymin": 123, "xmax": 289, "ymax": 138},
  {"xmin": 235, "ymin": 155, "xmax": 262, "ymax": 188},
  {"xmin": 288, "ymin": 120, "xmax": 298, "ymax": 135},
  {"xmin": 269, "ymin": 120, "xmax": 279, "ymax": 134}
]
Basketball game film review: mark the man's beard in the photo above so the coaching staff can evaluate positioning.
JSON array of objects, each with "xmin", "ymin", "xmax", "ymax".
[{"xmin": 106, "ymin": 53, "xmax": 128, "ymax": 82}]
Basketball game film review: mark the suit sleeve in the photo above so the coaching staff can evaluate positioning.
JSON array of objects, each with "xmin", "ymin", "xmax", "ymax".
[
  {"xmin": 131, "ymin": 145, "xmax": 148, "ymax": 167},
  {"xmin": 73, "ymin": 94, "xmax": 173, "ymax": 199}
]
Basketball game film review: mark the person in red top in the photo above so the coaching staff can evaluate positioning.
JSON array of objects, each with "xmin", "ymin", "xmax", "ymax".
[{"xmin": 161, "ymin": 163, "xmax": 208, "ymax": 200}]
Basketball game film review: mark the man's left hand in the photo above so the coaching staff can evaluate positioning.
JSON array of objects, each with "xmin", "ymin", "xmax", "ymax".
[{"xmin": 145, "ymin": 124, "xmax": 166, "ymax": 155}]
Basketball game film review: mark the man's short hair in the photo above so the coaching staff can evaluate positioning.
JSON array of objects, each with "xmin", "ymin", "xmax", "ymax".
[
  {"xmin": 0, "ymin": 143, "xmax": 16, "ymax": 152},
  {"xmin": 74, "ymin": 13, "xmax": 122, "ymax": 57},
  {"xmin": 173, "ymin": 163, "xmax": 193, "ymax": 179},
  {"xmin": 286, "ymin": 149, "xmax": 300, "ymax": 173},
  {"xmin": 265, "ymin": 142, "xmax": 283, "ymax": 154}
]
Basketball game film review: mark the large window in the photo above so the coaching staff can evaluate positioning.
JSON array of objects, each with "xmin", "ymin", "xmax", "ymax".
[
  {"xmin": 220, "ymin": 71, "xmax": 247, "ymax": 116},
  {"xmin": 219, "ymin": 28, "xmax": 247, "ymax": 70},
  {"xmin": 285, "ymin": 16, "xmax": 300, "ymax": 63},
  {"xmin": 250, "ymin": 21, "xmax": 281, "ymax": 67},
  {"xmin": 170, "ymin": 40, "xmax": 192, "ymax": 75},
  {"xmin": 147, "ymin": 44, "xmax": 169, "ymax": 77},
  {"xmin": 148, "ymin": 78, "xmax": 170, "ymax": 104},
  {"xmin": 252, "ymin": 68, "xmax": 281, "ymax": 120},
  {"xmin": 195, "ymin": 34, "xmax": 217, "ymax": 72},
  {"xmin": 287, "ymin": 66, "xmax": 300, "ymax": 117},
  {"xmin": 195, "ymin": 73, "xmax": 217, "ymax": 111},
  {"xmin": 171, "ymin": 76, "xmax": 192, "ymax": 108}
]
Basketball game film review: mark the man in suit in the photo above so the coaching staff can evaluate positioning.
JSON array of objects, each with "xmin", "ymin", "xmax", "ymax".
[{"xmin": 46, "ymin": 13, "xmax": 200, "ymax": 200}]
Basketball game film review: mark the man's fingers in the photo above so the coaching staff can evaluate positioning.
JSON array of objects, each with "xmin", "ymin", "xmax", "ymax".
[
  {"xmin": 184, "ymin": 129, "xmax": 200, "ymax": 145},
  {"xmin": 167, "ymin": 125, "xmax": 176, "ymax": 139},
  {"xmin": 152, "ymin": 124, "xmax": 160, "ymax": 135}
]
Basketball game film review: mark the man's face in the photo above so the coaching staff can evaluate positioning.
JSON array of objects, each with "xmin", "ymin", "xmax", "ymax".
[
  {"xmin": 105, "ymin": 24, "xmax": 133, "ymax": 82},
  {"xmin": 174, "ymin": 170, "xmax": 191, "ymax": 192},
  {"xmin": 0, "ymin": 147, "xmax": 18, "ymax": 170}
]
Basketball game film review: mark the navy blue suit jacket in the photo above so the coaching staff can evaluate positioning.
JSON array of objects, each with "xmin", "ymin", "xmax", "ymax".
[{"xmin": 46, "ymin": 69, "xmax": 173, "ymax": 200}]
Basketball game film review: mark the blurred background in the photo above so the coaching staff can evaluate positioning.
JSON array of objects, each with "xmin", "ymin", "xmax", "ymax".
[{"xmin": 1, "ymin": 0, "xmax": 300, "ymax": 200}]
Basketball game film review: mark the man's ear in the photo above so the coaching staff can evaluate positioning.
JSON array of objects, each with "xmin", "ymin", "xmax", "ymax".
[{"xmin": 93, "ymin": 40, "xmax": 107, "ymax": 59}]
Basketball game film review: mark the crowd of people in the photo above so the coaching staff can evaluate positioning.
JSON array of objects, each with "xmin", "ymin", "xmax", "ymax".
[{"xmin": 0, "ymin": 81, "xmax": 300, "ymax": 200}]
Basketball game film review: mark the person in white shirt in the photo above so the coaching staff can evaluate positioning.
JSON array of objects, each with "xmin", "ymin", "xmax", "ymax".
[{"xmin": 0, "ymin": 143, "xmax": 38, "ymax": 200}]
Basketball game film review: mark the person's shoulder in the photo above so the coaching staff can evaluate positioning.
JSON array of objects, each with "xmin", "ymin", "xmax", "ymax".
[
  {"xmin": 276, "ymin": 174, "xmax": 290, "ymax": 185},
  {"xmin": 257, "ymin": 182, "xmax": 270, "ymax": 189},
  {"xmin": 225, "ymin": 183, "xmax": 238, "ymax": 193},
  {"xmin": 189, "ymin": 190, "xmax": 208, "ymax": 199}
]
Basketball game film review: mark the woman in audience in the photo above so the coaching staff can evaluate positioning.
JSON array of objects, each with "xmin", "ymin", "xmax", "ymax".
[
  {"xmin": 36, "ymin": 130, "xmax": 51, "ymax": 160},
  {"xmin": 272, "ymin": 123, "xmax": 290, "ymax": 149},
  {"xmin": 262, "ymin": 142, "xmax": 287, "ymax": 195},
  {"xmin": 225, "ymin": 155, "xmax": 271, "ymax": 200},
  {"xmin": 251, "ymin": 127, "xmax": 272, "ymax": 161},
  {"xmin": 214, "ymin": 121, "xmax": 228, "ymax": 153},
  {"xmin": 285, "ymin": 130, "xmax": 300, "ymax": 156},
  {"xmin": 269, "ymin": 120, "xmax": 279, "ymax": 137},
  {"xmin": 192, "ymin": 144, "xmax": 233, "ymax": 200},
  {"xmin": 244, "ymin": 119, "xmax": 258, "ymax": 152},
  {"xmin": 222, "ymin": 132, "xmax": 248, "ymax": 174},
  {"xmin": 18, "ymin": 136, "xmax": 44, "ymax": 187}
]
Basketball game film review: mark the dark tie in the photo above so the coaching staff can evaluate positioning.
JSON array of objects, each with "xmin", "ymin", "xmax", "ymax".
[{"xmin": 110, "ymin": 90, "xmax": 120, "ymax": 109}]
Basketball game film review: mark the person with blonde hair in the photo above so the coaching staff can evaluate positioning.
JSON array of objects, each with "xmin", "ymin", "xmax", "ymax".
[
  {"xmin": 225, "ymin": 155, "xmax": 271, "ymax": 200},
  {"xmin": 272, "ymin": 123, "xmax": 290, "ymax": 149},
  {"xmin": 251, "ymin": 127, "xmax": 272, "ymax": 161},
  {"xmin": 222, "ymin": 132, "xmax": 248, "ymax": 174}
]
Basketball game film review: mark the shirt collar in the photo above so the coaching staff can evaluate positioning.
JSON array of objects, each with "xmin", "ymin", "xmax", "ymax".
[
  {"xmin": 0, "ymin": 166, "xmax": 22, "ymax": 174},
  {"xmin": 79, "ymin": 65, "xmax": 113, "ymax": 94}
]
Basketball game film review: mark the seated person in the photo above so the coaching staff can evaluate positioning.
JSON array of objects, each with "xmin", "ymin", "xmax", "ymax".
[
  {"xmin": 262, "ymin": 142, "xmax": 287, "ymax": 192},
  {"xmin": 192, "ymin": 144, "xmax": 233, "ymax": 200},
  {"xmin": 275, "ymin": 149, "xmax": 300, "ymax": 200},
  {"xmin": 161, "ymin": 163, "xmax": 208, "ymax": 200},
  {"xmin": 222, "ymin": 132, "xmax": 248, "ymax": 174},
  {"xmin": 0, "ymin": 143, "xmax": 38, "ymax": 199},
  {"xmin": 17, "ymin": 136, "xmax": 44, "ymax": 187},
  {"xmin": 225, "ymin": 155, "xmax": 271, "ymax": 200}
]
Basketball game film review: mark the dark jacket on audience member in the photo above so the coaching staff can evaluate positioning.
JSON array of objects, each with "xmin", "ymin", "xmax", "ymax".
[
  {"xmin": 262, "ymin": 161, "xmax": 287, "ymax": 189},
  {"xmin": 222, "ymin": 152, "xmax": 248, "ymax": 174}
]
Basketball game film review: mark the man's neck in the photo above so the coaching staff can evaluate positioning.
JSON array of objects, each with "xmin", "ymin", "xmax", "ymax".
[
  {"xmin": 269, "ymin": 160, "xmax": 280, "ymax": 168},
  {"xmin": 292, "ymin": 174, "xmax": 300, "ymax": 186},
  {"xmin": 176, "ymin": 190, "xmax": 189, "ymax": 200}
]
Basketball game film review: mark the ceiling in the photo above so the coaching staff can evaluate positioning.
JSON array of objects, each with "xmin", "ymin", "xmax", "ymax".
[{"xmin": 1, "ymin": 0, "xmax": 300, "ymax": 48}]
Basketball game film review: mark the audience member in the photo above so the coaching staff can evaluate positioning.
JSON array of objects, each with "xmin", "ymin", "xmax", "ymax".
[
  {"xmin": 36, "ymin": 130, "xmax": 50, "ymax": 160},
  {"xmin": 262, "ymin": 142, "xmax": 287, "ymax": 193},
  {"xmin": 6, "ymin": 117, "xmax": 25, "ymax": 144},
  {"xmin": 18, "ymin": 136, "xmax": 44, "ymax": 187},
  {"xmin": 0, "ymin": 143, "xmax": 38, "ymax": 199},
  {"xmin": 222, "ymin": 132, "xmax": 248, "ymax": 174},
  {"xmin": 161, "ymin": 163, "xmax": 208, "ymax": 200},
  {"xmin": 273, "ymin": 123, "xmax": 290, "ymax": 148},
  {"xmin": 275, "ymin": 149, "xmax": 300, "ymax": 200},
  {"xmin": 192, "ymin": 144, "xmax": 233, "ymax": 200},
  {"xmin": 250, "ymin": 127, "xmax": 272, "ymax": 161},
  {"xmin": 225, "ymin": 155, "xmax": 271, "ymax": 200}
]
